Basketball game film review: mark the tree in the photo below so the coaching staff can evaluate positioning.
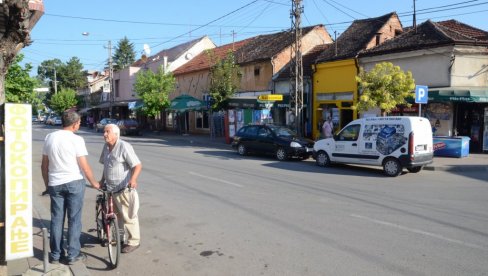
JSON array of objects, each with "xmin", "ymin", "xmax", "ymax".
[
  {"xmin": 133, "ymin": 67, "xmax": 175, "ymax": 129},
  {"xmin": 5, "ymin": 54, "xmax": 38, "ymax": 103},
  {"xmin": 113, "ymin": 37, "xmax": 136, "ymax": 71},
  {"xmin": 355, "ymin": 62, "xmax": 415, "ymax": 116},
  {"xmin": 57, "ymin": 57, "xmax": 86, "ymax": 90},
  {"xmin": 49, "ymin": 88, "xmax": 78, "ymax": 114},
  {"xmin": 208, "ymin": 51, "xmax": 241, "ymax": 111}
]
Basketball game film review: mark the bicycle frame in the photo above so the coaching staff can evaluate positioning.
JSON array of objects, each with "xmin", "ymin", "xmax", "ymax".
[{"xmin": 95, "ymin": 189, "xmax": 121, "ymax": 268}]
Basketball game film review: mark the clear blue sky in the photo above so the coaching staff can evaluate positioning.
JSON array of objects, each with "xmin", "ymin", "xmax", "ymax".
[{"xmin": 21, "ymin": 0, "xmax": 488, "ymax": 73}]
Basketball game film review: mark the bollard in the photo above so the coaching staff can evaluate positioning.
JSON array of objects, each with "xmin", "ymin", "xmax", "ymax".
[{"xmin": 42, "ymin": 228, "xmax": 48, "ymax": 272}]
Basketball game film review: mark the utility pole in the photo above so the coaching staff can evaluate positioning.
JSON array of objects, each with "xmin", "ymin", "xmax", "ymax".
[
  {"xmin": 290, "ymin": 0, "xmax": 304, "ymax": 136},
  {"xmin": 53, "ymin": 67, "xmax": 57, "ymax": 94},
  {"xmin": 106, "ymin": 40, "xmax": 114, "ymax": 119},
  {"xmin": 413, "ymin": 0, "xmax": 417, "ymax": 33}
]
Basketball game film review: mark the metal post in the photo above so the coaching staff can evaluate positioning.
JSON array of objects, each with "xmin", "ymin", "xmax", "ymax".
[
  {"xmin": 53, "ymin": 68, "xmax": 57, "ymax": 94},
  {"xmin": 42, "ymin": 228, "xmax": 48, "ymax": 272}
]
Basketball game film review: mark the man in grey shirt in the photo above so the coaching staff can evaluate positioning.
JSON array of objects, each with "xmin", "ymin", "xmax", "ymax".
[{"xmin": 99, "ymin": 124, "xmax": 142, "ymax": 253}]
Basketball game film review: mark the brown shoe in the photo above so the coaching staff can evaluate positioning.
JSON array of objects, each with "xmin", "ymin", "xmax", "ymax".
[{"xmin": 122, "ymin": 244, "xmax": 139, "ymax": 253}]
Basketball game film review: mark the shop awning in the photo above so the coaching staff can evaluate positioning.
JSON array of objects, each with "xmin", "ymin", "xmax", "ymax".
[
  {"xmin": 128, "ymin": 100, "xmax": 143, "ymax": 110},
  {"xmin": 78, "ymin": 107, "xmax": 92, "ymax": 114},
  {"xmin": 428, "ymin": 88, "xmax": 488, "ymax": 102},
  {"xmin": 226, "ymin": 95, "xmax": 307, "ymax": 109},
  {"xmin": 93, "ymin": 101, "xmax": 135, "ymax": 109}
]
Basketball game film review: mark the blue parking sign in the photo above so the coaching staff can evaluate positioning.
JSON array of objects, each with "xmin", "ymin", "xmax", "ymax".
[{"xmin": 415, "ymin": 85, "xmax": 428, "ymax": 104}]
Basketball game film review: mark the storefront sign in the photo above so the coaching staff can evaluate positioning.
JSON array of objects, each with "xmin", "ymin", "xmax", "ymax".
[
  {"xmin": 4, "ymin": 103, "xmax": 33, "ymax": 260},
  {"xmin": 258, "ymin": 94, "xmax": 283, "ymax": 101}
]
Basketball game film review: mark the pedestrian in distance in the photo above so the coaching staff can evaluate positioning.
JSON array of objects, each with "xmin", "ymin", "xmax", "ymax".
[
  {"xmin": 322, "ymin": 116, "xmax": 334, "ymax": 138},
  {"xmin": 99, "ymin": 123, "xmax": 142, "ymax": 253},
  {"xmin": 41, "ymin": 111, "xmax": 100, "ymax": 265}
]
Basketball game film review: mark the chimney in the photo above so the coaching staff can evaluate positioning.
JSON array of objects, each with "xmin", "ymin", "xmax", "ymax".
[{"xmin": 162, "ymin": 56, "xmax": 168, "ymax": 73}]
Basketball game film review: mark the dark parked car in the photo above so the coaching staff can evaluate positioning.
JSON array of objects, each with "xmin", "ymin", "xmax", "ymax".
[
  {"xmin": 95, "ymin": 118, "xmax": 118, "ymax": 132},
  {"xmin": 231, "ymin": 124, "xmax": 314, "ymax": 161},
  {"xmin": 117, "ymin": 119, "xmax": 142, "ymax": 136}
]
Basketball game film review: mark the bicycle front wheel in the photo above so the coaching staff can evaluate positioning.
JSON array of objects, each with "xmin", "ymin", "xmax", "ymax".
[{"xmin": 107, "ymin": 217, "xmax": 121, "ymax": 268}]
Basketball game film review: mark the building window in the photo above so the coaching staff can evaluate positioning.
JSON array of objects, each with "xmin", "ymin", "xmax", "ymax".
[
  {"xmin": 195, "ymin": 111, "xmax": 209, "ymax": 129},
  {"xmin": 254, "ymin": 67, "xmax": 260, "ymax": 76},
  {"xmin": 115, "ymin": 79, "xmax": 120, "ymax": 97}
]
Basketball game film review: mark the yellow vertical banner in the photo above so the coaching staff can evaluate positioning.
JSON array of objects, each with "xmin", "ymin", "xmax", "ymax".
[{"xmin": 4, "ymin": 103, "xmax": 33, "ymax": 260}]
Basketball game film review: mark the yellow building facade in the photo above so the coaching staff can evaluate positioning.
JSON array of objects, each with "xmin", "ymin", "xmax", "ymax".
[{"xmin": 312, "ymin": 59, "xmax": 359, "ymax": 139}]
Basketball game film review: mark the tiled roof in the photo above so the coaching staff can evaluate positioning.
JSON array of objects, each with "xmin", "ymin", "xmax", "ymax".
[
  {"xmin": 316, "ymin": 12, "xmax": 398, "ymax": 62},
  {"xmin": 173, "ymin": 25, "xmax": 325, "ymax": 75},
  {"xmin": 437, "ymin": 19, "xmax": 488, "ymax": 41},
  {"xmin": 235, "ymin": 25, "xmax": 323, "ymax": 64},
  {"xmin": 359, "ymin": 20, "xmax": 488, "ymax": 57},
  {"xmin": 274, "ymin": 44, "xmax": 331, "ymax": 80},
  {"xmin": 172, "ymin": 38, "xmax": 253, "ymax": 75},
  {"xmin": 132, "ymin": 36, "xmax": 211, "ymax": 67}
]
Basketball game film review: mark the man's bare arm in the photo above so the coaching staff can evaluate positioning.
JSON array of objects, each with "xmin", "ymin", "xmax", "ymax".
[
  {"xmin": 41, "ymin": 155, "xmax": 49, "ymax": 190},
  {"xmin": 77, "ymin": 156, "xmax": 100, "ymax": 189}
]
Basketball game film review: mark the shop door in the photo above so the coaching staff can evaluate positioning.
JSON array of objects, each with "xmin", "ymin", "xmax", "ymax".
[{"xmin": 456, "ymin": 103, "xmax": 485, "ymax": 152}]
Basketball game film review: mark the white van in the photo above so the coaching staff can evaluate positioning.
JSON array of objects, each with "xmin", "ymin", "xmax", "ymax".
[{"xmin": 313, "ymin": 116, "xmax": 433, "ymax": 176}]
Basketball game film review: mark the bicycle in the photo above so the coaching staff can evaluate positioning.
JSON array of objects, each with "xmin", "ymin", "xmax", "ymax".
[{"xmin": 95, "ymin": 188, "xmax": 121, "ymax": 268}]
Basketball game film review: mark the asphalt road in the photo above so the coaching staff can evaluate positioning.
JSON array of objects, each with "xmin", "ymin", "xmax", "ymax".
[{"xmin": 32, "ymin": 125, "xmax": 488, "ymax": 276}]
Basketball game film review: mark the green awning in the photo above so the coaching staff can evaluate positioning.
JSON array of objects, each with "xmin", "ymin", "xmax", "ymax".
[
  {"xmin": 168, "ymin": 94, "xmax": 205, "ymax": 112},
  {"xmin": 428, "ymin": 89, "xmax": 488, "ymax": 102}
]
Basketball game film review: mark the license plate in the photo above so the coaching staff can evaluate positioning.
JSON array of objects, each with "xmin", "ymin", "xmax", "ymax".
[{"xmin": 306, "ymin": 147, "xmax": 313, "ymax": 152}]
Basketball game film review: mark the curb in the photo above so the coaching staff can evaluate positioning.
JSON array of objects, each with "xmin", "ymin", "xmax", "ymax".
[{"xmin": 424, "ymin": 165, "xmax": 487, "ymax": 172}]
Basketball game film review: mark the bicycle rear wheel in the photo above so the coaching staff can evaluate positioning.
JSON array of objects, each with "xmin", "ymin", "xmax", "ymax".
[{"xmin": 107, "ymin": 217, "xmax": 121, "ymax": 268}]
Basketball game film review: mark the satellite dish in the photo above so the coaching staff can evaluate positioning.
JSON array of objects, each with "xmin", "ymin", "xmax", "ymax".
[{"xmin": 143, "ymin": 44, "xmax": 151, "ymax": 56}]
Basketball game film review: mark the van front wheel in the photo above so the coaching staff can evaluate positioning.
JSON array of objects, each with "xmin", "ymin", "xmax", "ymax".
[
  {"xmin": 316, "ymin": 151, "xmax": 330, "ymax": 167},
  {"xmin": 383, "ymin": 158, "xmax": 402, "ymax": 177}
]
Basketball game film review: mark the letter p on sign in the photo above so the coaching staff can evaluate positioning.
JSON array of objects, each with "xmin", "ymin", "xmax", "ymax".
[{"xmin": 415, "ymin": 85, "xmax": 428, "ymax": 104}]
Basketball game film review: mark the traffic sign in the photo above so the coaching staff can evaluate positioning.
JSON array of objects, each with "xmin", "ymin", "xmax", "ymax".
[
  {"xmin": 258, "ymin": 94, "xmax": 283, "ymax": 101},
  {"xmin": 415, "ymin": 85, "xmax": 428, "ymax": 104}
]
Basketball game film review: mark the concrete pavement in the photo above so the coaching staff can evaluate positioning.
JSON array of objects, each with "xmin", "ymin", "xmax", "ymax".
[{"xmin": 8, "ymin": 129, "xmax": 486, "ymax": 275}]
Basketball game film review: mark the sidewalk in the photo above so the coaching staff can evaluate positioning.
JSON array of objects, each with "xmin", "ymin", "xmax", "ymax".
[{"xmin": 9, "ymin": 130, "xmax": 486, "ymax": 275}]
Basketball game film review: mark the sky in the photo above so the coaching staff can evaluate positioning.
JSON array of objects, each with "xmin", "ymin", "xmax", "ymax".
[{"xmin": 21, "ymin": 0, "xmax": 488, "ymax": 73}]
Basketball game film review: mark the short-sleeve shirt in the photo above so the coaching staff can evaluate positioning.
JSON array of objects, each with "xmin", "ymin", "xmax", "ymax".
[
  {"xmin": 42, "ymin": 130, "xmax": 88, "ymax": 186},
  {"xmin": 99, "ymin": 138, "xmax": 141, "ymax": 192}
]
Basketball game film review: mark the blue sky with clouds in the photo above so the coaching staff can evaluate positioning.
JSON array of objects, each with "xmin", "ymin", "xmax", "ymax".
[{"xmin": 21, "ymin": 0, "xmax": 488, "ymax": 72}]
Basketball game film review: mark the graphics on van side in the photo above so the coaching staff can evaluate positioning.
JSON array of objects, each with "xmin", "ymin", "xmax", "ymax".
[{"xmin": 362, "ymin": 124, "xmax": 407, "ymax": 155}]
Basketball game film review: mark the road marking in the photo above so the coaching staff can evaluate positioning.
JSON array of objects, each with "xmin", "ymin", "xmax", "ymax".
[
  {"xmin": 189, "ymin": 171, "xmax": 243, "ymax": 188},
  {"xmin": 351, "ymin": 214, "xmax": 486, "ymax": 251}
]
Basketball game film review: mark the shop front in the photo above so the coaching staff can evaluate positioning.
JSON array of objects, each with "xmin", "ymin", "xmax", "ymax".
[{"xmin": 427, "ymin": 88, "xmax": 488, "ymax": 153}]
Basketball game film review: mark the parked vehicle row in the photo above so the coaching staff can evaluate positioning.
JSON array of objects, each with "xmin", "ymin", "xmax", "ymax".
[
  {"xmin": 231, "ymin": 116, "xmax": 434, "ymax": 177},
  {"xmin": 95, "ymin": 118, "xmax": 142, "ymax": 136}
]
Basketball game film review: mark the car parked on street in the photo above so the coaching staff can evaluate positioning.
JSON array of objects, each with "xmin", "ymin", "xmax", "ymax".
[
  {"xmin": 117, "ymin": 119, "xmax": 142, "ymax": 136},
  {"xmin": 95, "ymin": 118, "xmax": 118, "ymax": 132},
  {"xmin": 52, "ymin": 116, "xmax": 62, "ymax": 126},
  {"xmin": 231, "ymin": 124, "xmax": 314, "ymax": 161}
]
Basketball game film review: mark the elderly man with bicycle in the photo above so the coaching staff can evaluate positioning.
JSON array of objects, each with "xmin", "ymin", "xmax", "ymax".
[{"xmin": 99, "ymin": 123, "xmax": 142, "ymax": 253}]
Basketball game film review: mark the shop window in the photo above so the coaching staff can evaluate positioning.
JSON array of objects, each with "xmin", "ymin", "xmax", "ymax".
[{"xmin": 195, "ymin": 111, "xmax": 209, "ymax": 129}]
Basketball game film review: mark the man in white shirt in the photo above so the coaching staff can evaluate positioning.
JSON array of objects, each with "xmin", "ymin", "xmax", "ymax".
[{"xmin": 41, "ymin": 111, "xmax": 100, "ymax": 265}]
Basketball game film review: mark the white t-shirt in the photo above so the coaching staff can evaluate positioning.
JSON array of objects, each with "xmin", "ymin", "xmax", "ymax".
[{"xmin": 42, "ymin": 130, "xmax": 88, "ymax": 186}]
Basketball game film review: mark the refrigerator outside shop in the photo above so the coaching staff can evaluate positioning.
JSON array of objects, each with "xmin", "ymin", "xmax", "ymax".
[{"xmin": 484, "ymin": 107, "xmax": 488, "ymax": 152}]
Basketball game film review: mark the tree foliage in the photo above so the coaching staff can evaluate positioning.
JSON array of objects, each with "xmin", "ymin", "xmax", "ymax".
[
  {"xmin": 208, "ymin": 51, "xmax": 241, "ymax": 111},
  {"xmin": 37, "ymin": 57, "xmax": 86, "ymax": 93},
  {"xmin": 57, "ymin": 57, "xmax": 86, "ymax": 90},
  {"xmin": 133, "ymin": 67, "xmax": 175, "ymax": 118},
  {"xmin": 355, "ymin": 62, "xmax": 415, "ymax": 116},
  {"xmin": 5, "ymin": 54, "xmax": 39, "ymax": 104},
  {"xmin": 49, "ymin": 88, "xmax": 78, "ymax": 114},
  {"xmin": 113, "ymin": 37, "xmax": 136, "ymax": 71}
]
